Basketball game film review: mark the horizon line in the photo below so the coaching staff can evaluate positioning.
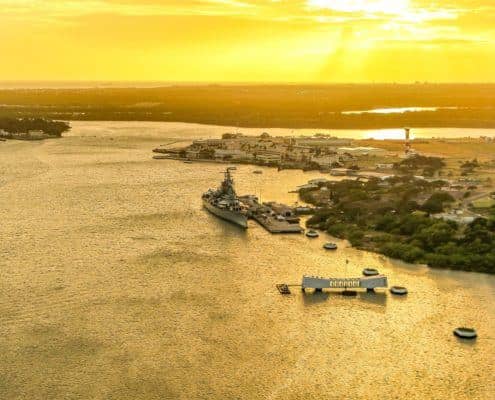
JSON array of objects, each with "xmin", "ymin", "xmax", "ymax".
[{"xmin": 2, "ymin": 80, "xmax": 495, "ymax": 89}]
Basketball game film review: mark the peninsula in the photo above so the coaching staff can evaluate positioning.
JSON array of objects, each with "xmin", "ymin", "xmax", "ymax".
[{"xmin": 300, "ymin": 170, "xmax": 495, "ymax": 274}]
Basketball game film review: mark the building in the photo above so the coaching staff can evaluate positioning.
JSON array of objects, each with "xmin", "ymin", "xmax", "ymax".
[
  {"xmin": 27, "ymin": 130, "xmax": 46, "ymax": 139},
  {"xmin": 310, "ymin": 154, "xmax": 340, "ymax": 168},
  {"xmin": 185, "ymin": 149, "xmax": 201, "ymax": 159},
  {"xmin": 192, "ymin": 139, "xmax": 224, "ymax": 150},
  {"xmin": 255, "ymin": 151, "xmax": 282, "ymax": 163},
  {"xmin": 330, "ymin": 168, "xmax": 357, "ymax": 176},
  {"xmin": 376, "ymin": 163, "xmax": 394, "ymax": 169},
  {"xmin": 296, "ymin": 137, "xmax": 353, "ymax": 147},
  {"xmin": 214, "ymin": 149, "xmax": 252, "ymax": 160},
  {"xmin": 432, "ymin": 213, "xmax": 476, "ymax": 224},
  {"xmin": 286, "ymin": 145, "xmax": 313, "ymax": 162}
]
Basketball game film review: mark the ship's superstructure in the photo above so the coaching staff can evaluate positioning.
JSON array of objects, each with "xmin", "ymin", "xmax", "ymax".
[{"xmin": 202, "ymin": 167, "xmax": 248, "ymax": 228}]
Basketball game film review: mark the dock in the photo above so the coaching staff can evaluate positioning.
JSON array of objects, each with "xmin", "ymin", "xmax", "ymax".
[
  {"xmin": 252, "ymin": 213, "xmax": 303, "ymax": 233},
  {"xmin": 276, "ymin": 274, "xmax": 388, "ymax": 294},
  {"xmin": 239, "ymin": 195, "xmax": 304, "ymax": 234}
]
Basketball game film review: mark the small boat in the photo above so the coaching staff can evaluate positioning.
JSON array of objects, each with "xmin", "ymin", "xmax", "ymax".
[
  {"xmin": 453, "ymin": 327, "xmax": 477, "ymax": 339},
  {"xmin": 323, "ymin": 243, "xmax": 338, "ymax": 250},
  {"xmin": 306, "ymin": 230, "xmax": 319, "ymax": 238},
  {"xmin": 390, "ymin": 286, "xmax": 408, "ymax": 295},
  {"xmin": 152, "ymin": 155, "xmax": 170, "ymax": 160},
  {"xmin": 276, "ymin": 284, "xmax": 291, "ymax": 295},
  {"xmin": 183, "ymin": 160, "xmax": 193, "ymax": 164},
  {"xmin": 253, "ymin": 170, "xmax": 263, "ymax": 174},
  {"xmin": 362, "ymin": 268, "xmax": 379, "ymax": 276}
]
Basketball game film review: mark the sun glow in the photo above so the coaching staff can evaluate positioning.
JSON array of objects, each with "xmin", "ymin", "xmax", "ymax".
[
  {"xmin": 307, "ymin": 0, "xmax": 411, "ymax": 15},
  {"xmin": 0, "ymin": 0, "xmax": 494, "ymax": 82}
]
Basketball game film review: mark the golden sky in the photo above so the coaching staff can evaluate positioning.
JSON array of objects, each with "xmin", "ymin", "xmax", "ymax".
[{"xmin": 1, "ymin": 0, "xmax": 494, "ymax": 82}]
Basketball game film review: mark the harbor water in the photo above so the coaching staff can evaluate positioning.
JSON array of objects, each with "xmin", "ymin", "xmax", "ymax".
[{"xmin": 0, "ymin": 122, "xmax": 494, "ymax": 399}]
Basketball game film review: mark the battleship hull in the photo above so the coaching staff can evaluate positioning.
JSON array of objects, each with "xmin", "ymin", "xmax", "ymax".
[{"xmin": 203, "ymin": 199, "xmax": 248, "ymax": 229}]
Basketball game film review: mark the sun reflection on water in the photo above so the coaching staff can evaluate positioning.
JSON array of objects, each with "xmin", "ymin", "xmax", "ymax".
[{"xmin": 363, "ymin": 128, "xmax": 414, "ymax": 140}]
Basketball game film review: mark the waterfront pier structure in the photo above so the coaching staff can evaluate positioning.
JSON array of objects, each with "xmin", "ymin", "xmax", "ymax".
[
  {"xmin": 276, "ymin": 275, "xmax": 388, "ymax": 294},
  {"xmin": 302, "ymin": 275, "xmax": 388, "ymax": 291},
  {"xmin": 239, "ymin": 195, "xmax": 304, "ymax": 233}
]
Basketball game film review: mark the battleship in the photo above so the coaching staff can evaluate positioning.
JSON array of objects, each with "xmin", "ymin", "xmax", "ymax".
[{"xmin": 202, "ymin": 167, "xmax": 248, "ymax": 228}]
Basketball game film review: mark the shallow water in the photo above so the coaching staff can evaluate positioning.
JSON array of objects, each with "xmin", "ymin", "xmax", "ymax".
[{"xmin": 0, "ymin": 125, "xmax": 494, "ymax": 400}]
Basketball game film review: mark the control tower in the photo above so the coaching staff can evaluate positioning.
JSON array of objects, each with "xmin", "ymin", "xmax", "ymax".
[{"xmin": 404, "ymin": 128, "xmax": 412, "ymax": 156}]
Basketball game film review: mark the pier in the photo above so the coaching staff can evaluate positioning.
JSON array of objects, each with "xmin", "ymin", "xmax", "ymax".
[
  {"xmin": 239, "ymin": 195, "xmax": 304, "ymax": 234},
  {"xmin": 277, "ymin": 274, "xmax": 388, "ymax": 294},
  {"xmin": 251, "ymin": 213, "xmax": 303, "ymax": 233}
]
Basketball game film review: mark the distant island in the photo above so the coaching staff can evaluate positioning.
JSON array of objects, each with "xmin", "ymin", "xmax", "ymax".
[
  {"xmin": 1, "ymin": 84, "xmax": 495, "ymax": 129},
  {"xmin": 0, "ymin": 117, "xmax": 70, "ymax": 140}
]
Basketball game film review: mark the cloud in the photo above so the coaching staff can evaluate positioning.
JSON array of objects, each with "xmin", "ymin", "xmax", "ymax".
[
  {"xmin": 0, "ymin": 0, "xmax": 474, "ymax": 19},
  {"xmin": 1, "ymin": 0, "xmax": 495, "ymax": 82}
]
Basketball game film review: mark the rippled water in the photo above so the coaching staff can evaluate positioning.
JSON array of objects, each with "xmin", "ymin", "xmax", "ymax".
[{"xmin": 0, "ymin": 124, "xmax": 494, "ymax": 399}]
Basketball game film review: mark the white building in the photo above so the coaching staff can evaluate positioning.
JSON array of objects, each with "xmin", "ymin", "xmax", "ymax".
[
  {"xmin": 432, "ymin": 213, "xmax": 475, "ymax": 224},
  {"xmin": 255, "ymin": 151, "xmax": 282, "ymax": 163},
  {"xmin": 376, "ymin": 163, "xmax": 394, "ymax": 169},
  {"xmin": 310, "ymin": 154, "xmax": 340, "ymax": 168},
  {"xmin": 214, "ymin": 149, "xmax": 252, "ymax": 160},
  {"xmin": 330, "ymin": 168, "xmax": 357, "ymax": 176}
]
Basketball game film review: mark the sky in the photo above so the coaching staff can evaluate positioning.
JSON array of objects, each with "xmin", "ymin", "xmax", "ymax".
[{"xmin": 1, "ymin": 0, "xmax": 494, "ymax": 83}]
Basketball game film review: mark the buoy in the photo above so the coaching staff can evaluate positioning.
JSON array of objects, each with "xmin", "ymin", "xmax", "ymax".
[
  {"xmin": 323, "ymin": 242, "xmax": 338, "ymax": 250},
  {"xmin": 453, "ymin": 327, "xmax": 477, "ymax": 339},
  {"xmin": 306, "ymin": 230, "xmax": 319, "ymax": 238},
  {"xmin": 362, "ymin": 268, "xmax": 379, "ymax": 276},
  {"xmin": 390, "ymin": 286, "xmax": 408, "ymax": 295}
]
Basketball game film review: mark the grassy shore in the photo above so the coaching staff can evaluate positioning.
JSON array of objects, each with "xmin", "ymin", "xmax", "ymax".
[{"xmin": 300, "ymin": 175, "xmax": 495, "ymax": 274}]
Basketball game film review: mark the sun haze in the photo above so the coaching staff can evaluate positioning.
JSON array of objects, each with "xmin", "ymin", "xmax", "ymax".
[{"xmin": 1, "ymin": 0, "xmax": 494, "ymax": 82}]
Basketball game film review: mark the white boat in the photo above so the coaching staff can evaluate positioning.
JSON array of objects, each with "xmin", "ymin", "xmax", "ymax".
[
  {"xmin": 390, "ymin": 286, "xmax": 408, "ymax": 295},
  {"xmin": 453, "ymin": 327, "xmax": 477, "ymax": 339},
  {"xmin": 323, "ymin": 243, "xmax": 337, "ymax": 250},
  {"xmin": 362, "ymin": 268, "xmax": 379, "ymax": 276},
  {"xmin": 306, "ymin": 230, "xmax": 319, "ymax": 238}
]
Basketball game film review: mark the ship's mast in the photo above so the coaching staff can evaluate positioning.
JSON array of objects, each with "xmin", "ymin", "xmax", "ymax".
[{"xmin": 221, "ymin": 167, "xmax": 237, "ymax": 198}]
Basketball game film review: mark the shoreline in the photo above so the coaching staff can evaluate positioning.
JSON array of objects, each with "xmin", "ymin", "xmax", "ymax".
[{"xmin": 65, "ymin": 118, "xmax": 495, "ymax": 132}]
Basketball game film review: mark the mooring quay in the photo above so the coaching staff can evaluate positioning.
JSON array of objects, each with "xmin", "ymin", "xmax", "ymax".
[
  {"xmin": 239, "ymin": 195, "xmax": 304, "ymax": 234},
  {"xmin": 277, "ymin": 274, "xmax": 388, "ymax": 294}
]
